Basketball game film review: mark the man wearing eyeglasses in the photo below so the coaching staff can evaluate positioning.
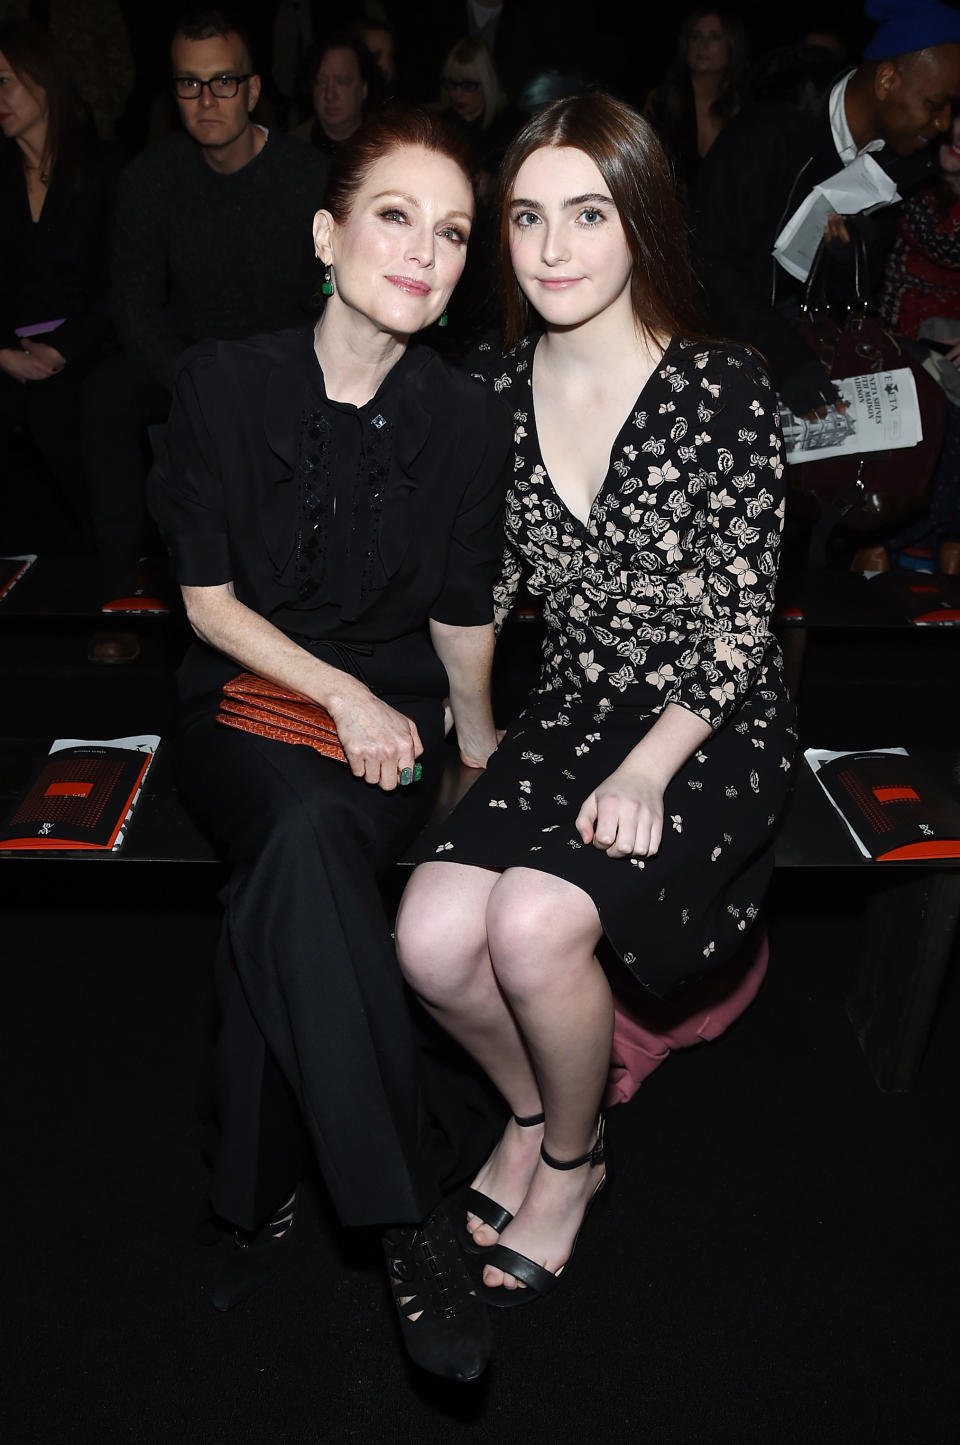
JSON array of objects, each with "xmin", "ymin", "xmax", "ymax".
[
  {"xmin": 170, "ymin": 22, "xmax": 262, "ymax": 170},
  {"xmin": 80, "ymin": 9, "xmax": 327, "ymax": 653}
]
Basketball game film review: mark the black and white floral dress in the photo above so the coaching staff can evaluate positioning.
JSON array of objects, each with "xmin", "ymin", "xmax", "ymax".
[{"xmin": 427, "ymin": 334, "xmax": 797, "ymax": 995}]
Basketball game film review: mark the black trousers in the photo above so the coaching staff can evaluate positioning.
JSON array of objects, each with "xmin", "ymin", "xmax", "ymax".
[
  {"xmin": 178, "ymin": 697, "xmax": 499, "ymax": 1233},
  {"xmin": 81, "ymin": 352, "xmax": 170, "ymax": 597},
  {"xmin": 1, "ymin": 365, "xmax": 92, "ymax": 530}
]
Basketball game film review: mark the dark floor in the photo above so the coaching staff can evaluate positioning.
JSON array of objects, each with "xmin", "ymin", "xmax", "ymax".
[{"xmin": 2, "ymin": 438, "xmax": 958, "ymax": 1443}]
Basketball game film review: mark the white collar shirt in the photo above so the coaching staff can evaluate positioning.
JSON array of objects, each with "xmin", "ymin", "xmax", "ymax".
[{"xmin": 829, "ymin": 71, "xmax": 885, "ymax": 164}]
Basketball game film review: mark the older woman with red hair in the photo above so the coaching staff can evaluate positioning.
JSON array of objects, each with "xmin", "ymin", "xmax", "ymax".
[{"xmin": 150, "ymin": 108, "xmax": 511, "ymax": 1382}]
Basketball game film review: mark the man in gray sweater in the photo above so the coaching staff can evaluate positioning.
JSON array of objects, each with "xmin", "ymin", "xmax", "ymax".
[{"xmin": 83, "ymin": 8, "xmax": 327, "ymax": 651}]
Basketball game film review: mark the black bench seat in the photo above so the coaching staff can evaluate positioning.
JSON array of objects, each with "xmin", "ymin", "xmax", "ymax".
[{"xmin": 2, "ymin": 737, "xmax": 958, "ymax": 1093}]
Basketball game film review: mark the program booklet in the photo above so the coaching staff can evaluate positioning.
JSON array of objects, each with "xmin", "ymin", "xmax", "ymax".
[
  {"xmin": 0, "ymin": 735, "xmax": 160, "ymax": 851},
  {"xmin": 805, "ymin": 748, "xmax": 960, "ymax": 861}
]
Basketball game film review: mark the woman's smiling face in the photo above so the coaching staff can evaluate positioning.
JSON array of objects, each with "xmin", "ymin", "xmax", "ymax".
[
  {"xmin": 508, "ymin": 146, "xmax": 634, "ymax": 330},
  {"xmin": 315, "ymin": 144, "xmax": 474, "ymax": 336}
]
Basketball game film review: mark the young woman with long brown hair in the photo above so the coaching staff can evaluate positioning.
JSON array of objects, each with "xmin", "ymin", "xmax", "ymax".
[{"xmin": 396, "ymin": 92, "xmax": 796, "ymax": 1307}]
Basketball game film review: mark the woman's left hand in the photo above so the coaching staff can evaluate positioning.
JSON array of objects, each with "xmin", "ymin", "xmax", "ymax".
[{"xmin": 575, "ymin": 763, "xmax": 665, "ymax": 858}]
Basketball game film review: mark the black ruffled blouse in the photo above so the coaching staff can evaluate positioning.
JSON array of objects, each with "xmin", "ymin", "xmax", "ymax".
[{"xmin": 149, "ymin": 326, "xmax": 512, "ymax": 700}]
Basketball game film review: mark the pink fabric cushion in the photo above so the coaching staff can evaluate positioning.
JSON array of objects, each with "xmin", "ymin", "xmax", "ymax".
[{"xmin": 604, "ymin": 925, "xmax": 769, "ymax": 1107}]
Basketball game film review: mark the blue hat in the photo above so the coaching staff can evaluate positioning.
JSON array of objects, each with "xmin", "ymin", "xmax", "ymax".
[{"xmin": 864, "ymin": 0, "xmax": 960, "ymax": 59}]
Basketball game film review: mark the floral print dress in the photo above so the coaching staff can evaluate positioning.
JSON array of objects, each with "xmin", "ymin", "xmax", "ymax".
[{"xmin": 425, "ymin": 335, "xmax": 797, "ymax": 994}]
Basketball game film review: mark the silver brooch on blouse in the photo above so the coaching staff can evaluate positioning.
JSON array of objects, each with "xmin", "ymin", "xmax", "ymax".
[{"xmin": 371, "ymin": 413, "xmax": 386, "ymax": 429}]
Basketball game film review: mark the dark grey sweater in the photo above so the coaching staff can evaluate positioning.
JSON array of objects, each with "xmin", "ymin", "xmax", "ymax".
[{"xmin": 111, "ymin": 129, "xmax": 328, "ymax": 385}]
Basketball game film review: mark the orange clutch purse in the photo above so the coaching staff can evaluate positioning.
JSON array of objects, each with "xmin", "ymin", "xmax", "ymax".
[{"xmin": 216, "ymin": 672, "xmax": 348, "ymax": 763}]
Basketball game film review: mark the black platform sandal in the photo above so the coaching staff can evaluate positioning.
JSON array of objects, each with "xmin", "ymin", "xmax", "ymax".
[
  {"xmin": 383, "ymin": 1201, "xmax": 493, "ymax": 1382},
  {"xmin": 210, "ymin": 1189, "xmax": 298, "ymax": 1312},
  {"xmin": 461, "ymin": 1111, "xmax": 545, "ymax": 1256},
  {"xmin": 474, "ymin": 1118, "xmax": 606, "ymax": 1310}
]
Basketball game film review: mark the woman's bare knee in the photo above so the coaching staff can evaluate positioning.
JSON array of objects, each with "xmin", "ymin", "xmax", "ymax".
[
  {"xmin": 395, "ymin": 862, "xmax": 495, "ymax": 1001},
  {"xmin": 485, "ymin": 869, "xmax": 602, "ymax": 998}
]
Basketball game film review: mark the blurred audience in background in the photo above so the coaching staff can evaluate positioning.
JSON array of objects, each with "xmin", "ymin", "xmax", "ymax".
[{"xmin": 17, "ymin": 0, "xmax": 960, "ymax": 604}]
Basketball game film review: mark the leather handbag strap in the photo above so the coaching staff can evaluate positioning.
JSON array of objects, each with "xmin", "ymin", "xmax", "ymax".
[{"xmin": 802, "ymin": 228, "xmax": 870, "ymax": 318}]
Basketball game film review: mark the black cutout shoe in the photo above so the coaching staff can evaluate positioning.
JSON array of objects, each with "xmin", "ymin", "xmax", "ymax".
[
  {"xmin": 210, "ymin": 1191, "xmax": 297, "ymax": 1312},
  {"xmin": 461, "ymin": 1111, "xmax": 545, "ymax": 1256},
  {"xmin": 474, "ymin": 1118, "xmax": 606, "ymax": 1310},
  {"xmin": 383, "ymin": 1201, "xmax": 493, "ymax": 1382}
]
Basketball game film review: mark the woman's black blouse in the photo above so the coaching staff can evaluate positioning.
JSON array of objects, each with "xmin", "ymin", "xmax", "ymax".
[
  {"xmin": 0, "ymin": 142, "xmax": 119, "ymax": 362},
  {"xmin": 149, "ymin": 326, "xmax": 512, "ymax": 695}
]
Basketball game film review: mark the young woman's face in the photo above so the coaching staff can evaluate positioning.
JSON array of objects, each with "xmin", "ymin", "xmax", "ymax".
[
  {"xmin": 315, "ymin": 144, "xmax": 473, "ymax": 336},
  {"xmin": 508, "ymin": 146, "xmax": 633, "ymax": 331},
  {"xmin": 0, "ymin": 51, "xmax": 49, "ymax": 144}
]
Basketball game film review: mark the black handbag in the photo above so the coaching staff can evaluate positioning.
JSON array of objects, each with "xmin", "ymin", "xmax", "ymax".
[{"xmin": 788, "ymin": 235, "xmax": 946, "ymax": 534}]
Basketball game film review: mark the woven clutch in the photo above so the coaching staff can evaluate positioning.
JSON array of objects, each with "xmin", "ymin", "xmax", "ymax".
[{"xmin": 216, "ymin": 672, "xmax": 348, "ymax": 763}]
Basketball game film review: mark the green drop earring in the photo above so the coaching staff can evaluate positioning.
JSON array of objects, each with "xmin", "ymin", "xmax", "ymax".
[
  {"xmin": 438, "ymin": 312, "xmax": 448, "ymax": 328},
  {"xmin": 322, "ymin": 266, "xmax": 334, "ymax": 297}
]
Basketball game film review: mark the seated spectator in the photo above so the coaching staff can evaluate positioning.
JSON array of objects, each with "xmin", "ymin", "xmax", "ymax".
[
  {"xmin": 290, "ymin": 35, "xmax": 380, "ymax": 158},
  {"xmin": 437, "ymin": 36, "xmax": 520, "ymax": 190},
  {"xmin": 434, "ymin": 37, "xmax": 522, "ymax": 346},
  {"xmin": 693, "ymin": 0, "xmax": 960, "ymax": 421},
  {"xmin": 645, "ymin": 6, "xmax": 747, "ymax": 197},
  {"xmin": 356, "ymin": 17, "xmax": 398, "ymax": 97},
  {"xmin": 80, "ymin": 6, "xmax": 328, "ymax": 661},
  {"xmin": 878, "ymin": 110, "xmax": 960, "ymax": 569},
  {"xmin": 0, "ymin": 19, "xmax": 118, "ymax": 533}
]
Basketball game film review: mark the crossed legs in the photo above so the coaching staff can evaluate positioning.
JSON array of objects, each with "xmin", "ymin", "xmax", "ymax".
[{"xmin": 395, "ymin": 862, "xmax": 614, "ymax": 1292}]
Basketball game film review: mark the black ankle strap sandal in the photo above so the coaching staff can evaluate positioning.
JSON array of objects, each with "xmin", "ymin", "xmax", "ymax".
[
  {"xmin": 540, "ymin": 1116, "xmax": 606, "ymax": 1171},
  {"xmin": 461, "ymin": 1110, "xmax": 545, "ymax": 1255},
  {"xmin": 474, "ymin": 1117, "xmax": 607, "ymax": 1310}
]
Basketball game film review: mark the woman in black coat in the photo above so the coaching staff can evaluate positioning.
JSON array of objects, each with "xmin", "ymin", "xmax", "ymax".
[
  {"xmin": 0, "ymin": 20, "xmax": 117, "ymax": 517},
  {"xmin": 149, "ymin": 108, "xmax": 511, "ymax": 1383}
]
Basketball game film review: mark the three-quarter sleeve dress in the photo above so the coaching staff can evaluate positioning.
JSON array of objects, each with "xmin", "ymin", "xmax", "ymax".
[
  {"xmin": 148, "ymin": 327, "xmax": 511, "ymax": 1230},
  {"xmin": 420, "ymin": 335, "xmax": 798, "ymax": 995}
]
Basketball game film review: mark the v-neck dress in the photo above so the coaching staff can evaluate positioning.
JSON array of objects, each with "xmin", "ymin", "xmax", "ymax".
[{"xmin": 420, "ymin": 334, "xmax": 797, "ymax": 995}]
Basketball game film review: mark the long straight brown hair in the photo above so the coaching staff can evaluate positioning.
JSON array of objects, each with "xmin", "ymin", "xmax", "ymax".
[
  {"xmin": 498, "ymin": 92, "xmax": 710, "ymax": 351},
  {"xmin": 0, "ymin": 19, "xmax": 95, "ymax": 187}
]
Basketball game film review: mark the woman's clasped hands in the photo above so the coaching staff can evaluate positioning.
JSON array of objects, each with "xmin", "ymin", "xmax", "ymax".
[
  {"xmin": 575, "ymin": 759, "xmax": 666, "ymax": 859},
  {"xmin": 0, "ymin": 341, "xmax": 64, "ymax": 383}
]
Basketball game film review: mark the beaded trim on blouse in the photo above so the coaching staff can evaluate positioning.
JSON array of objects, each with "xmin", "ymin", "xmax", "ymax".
[
  {"xmin": 290, "ymin": 395, "xmax": 396, "ymax": 613},
  {"xmin": 293, "ymin": 407, "xmax": 332, "ymax": 601},
  {"xmin": 358, "ymin": 414, "xmax": 393, "ymax": 599}
]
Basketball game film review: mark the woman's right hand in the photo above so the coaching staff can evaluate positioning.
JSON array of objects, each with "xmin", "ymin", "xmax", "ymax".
[{"xmin": 326, "ymin": 683, "xmax": 423, "ymax": 791}]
